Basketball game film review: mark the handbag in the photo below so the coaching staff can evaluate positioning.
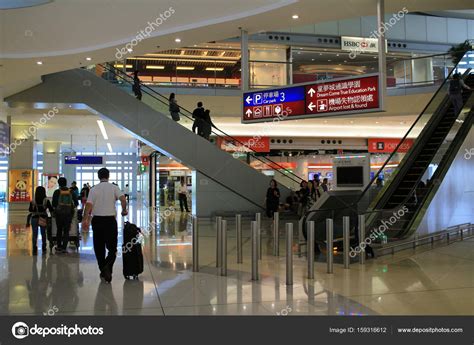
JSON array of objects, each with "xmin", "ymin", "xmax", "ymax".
[{"xmin": 38, "ymin": 217, "xmax": 48, "ymax": 227}]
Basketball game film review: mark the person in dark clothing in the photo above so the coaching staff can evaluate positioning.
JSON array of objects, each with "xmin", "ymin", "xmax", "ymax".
[
  {"xmin": 299, "ymin": 180, "xmax": 311, "ymax": 214},
  {"xmin": 169, "ymin": 93, "xmax": 180, "ymax": 121},
  {"xmin": 80, "ymin": 184, "xmax": 90, "ymax": 207},
  {"xmin": 132, "ymin": 70, "xmax": 142, "ymax": 100},
  {"xmin": 70, "ymin": 181, "xmax": 79, "ymax": 199},
  {"xmin": 52, "ymin": 177, "xmax": 78, "ymax": 253},
  {"xmin": 192, "ymin": 102, "xmax": 205, "ymax": 134},
  {"xmin": 449, "ymin": 73, "xmax": 471, "ymax": 115},
  {"xmin": 29, "ymin": 186, "xmax": 54, "ymax": 255},
  {"xmin": 321, "ymin": 178, "xmax": 329, "ymax": 192},
  {"xmin": 265, "ymin": 179, "xmax": 280, "ymax": 218},
  {"xmin": 199, "ymin": 109, "xmax": 216, "ymax": 140}
]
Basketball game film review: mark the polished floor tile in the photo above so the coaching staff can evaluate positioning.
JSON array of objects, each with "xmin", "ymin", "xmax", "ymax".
[{"xmin": 0, "ymin": 202, "xmax": 472, "ymax": 316}]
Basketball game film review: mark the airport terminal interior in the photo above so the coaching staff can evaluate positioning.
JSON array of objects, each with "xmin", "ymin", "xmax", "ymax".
[{"xmin": 0, "ymin": 0, "xmax": 473, "ymax": 317}]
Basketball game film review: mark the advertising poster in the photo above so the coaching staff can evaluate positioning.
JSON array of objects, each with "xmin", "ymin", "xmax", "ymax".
[
  {"xmin": 45, "ymin": 175, "xmax": 59, "ymax": 198},
  {"xmin": 8, "ymin": 169, "xmax": 34, "ymax": 202}
]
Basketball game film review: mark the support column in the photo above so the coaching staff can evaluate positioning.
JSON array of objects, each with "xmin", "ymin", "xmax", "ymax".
[
  {"xmin": 43, "ymin": 142, "xmax": 61, "ymax": 176},
  {"xmin": 240, "ymin": 29, "xmax": 249, "ymax": 92},
  {"xmin": 377, "ymin": 0, "xmax": 387, "ymax": 110},
  {"xmin": 8, "ymin": 122, "xmax": 37, "ymax": 211}
]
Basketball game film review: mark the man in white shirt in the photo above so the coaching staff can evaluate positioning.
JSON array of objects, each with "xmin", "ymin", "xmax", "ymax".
[
  {"xmin": 82, "ymin": 168, "xmax": 127, "ymax": 283},
  {"xmin": 178, "ymin": 179, "xmax": 189, "ymax": 212}
]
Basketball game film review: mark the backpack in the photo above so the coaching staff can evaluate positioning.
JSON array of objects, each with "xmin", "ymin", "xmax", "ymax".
[
  {"xmin": 449, "ymin": 79, "xmax": 461, "ymax": 94},
  {"xmin": 56, "ymin": 189, "xmax": 74, "ymax": 218}
]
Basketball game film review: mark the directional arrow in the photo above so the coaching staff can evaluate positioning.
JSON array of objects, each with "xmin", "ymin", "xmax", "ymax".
[
  {"xmin": 307, "ymin": 88, "xmax": 316, "ymax": 97},
  {"xmin": 245, "ymin": 109, "xmax": 253, "ymax": 117},
  {"xmin": 308, "ymin": 102, "xmax": 316, "ymax": 111},
  {"xmin": 245, "ymin": 96, "xmax": 252, "ymax": 104}
]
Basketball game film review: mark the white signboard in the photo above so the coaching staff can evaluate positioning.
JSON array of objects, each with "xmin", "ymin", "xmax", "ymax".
[{"xmin": 341, "ymin": 36, "xmax": 382, "ymax": 54}]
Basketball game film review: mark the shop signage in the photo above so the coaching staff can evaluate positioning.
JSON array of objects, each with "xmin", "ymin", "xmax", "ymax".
[
  {"xmin": 341, "ymin": 36, "xmax": 380, "ymax": 54},
  {"xmin": 64, "ymin": 156, "xmax": 103, "ymax": 165},
  {"xmin": 368, "ymin": 138, "xmax": 414, "ymax": 153},
  {"xmin": 217, "ymin": 136, "xmax": 270, "ymax": 153},
  {"xmin": 242, "ymin": 74, "xmax": 380, "ymax": 123}
]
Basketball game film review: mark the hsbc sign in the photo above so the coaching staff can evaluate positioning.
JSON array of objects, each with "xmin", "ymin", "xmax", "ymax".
[{"xmin": 341, "ymin": 36, "xmax": 380, "ymax": 53}]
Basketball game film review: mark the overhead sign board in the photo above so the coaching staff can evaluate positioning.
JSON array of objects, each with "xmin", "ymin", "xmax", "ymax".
[
  {"xmin": 64, "ymin": 156, "xmax": 103, "ymax": 165},
  {"xmin": 242, "ymin": 74, "xmax": 380, "ymax": 123},
  {"xmin": 341, "ymin": 36, "xmax": 380, "ymax": 54}
]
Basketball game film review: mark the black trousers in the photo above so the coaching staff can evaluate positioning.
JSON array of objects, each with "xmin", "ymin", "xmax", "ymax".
[
  {"xmin": 56, "ymin": 214, "xmax": 72, "ymax": 250},
  {"xmin": 92, "ymin": 216, "xmax": 118, "ymax": 273},
  {"xmin": 178, "ymin": 193, "xmax": 189, "ymax": 212}
]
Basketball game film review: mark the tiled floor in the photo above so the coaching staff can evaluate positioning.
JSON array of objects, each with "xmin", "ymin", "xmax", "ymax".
[{"xmin": 1, "ymin": 202, "xmax": 473, "ymax": 316}]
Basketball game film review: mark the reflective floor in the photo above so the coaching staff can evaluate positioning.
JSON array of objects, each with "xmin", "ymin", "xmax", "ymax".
[{"xmin": 1, "ymin": 202, "xmax": 473, "ymax": 316}]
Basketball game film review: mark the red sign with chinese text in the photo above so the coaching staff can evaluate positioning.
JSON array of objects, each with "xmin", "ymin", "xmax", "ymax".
[
  {"xmin": 368, "ymin": 138, "xmax": 414, "ymax": 153},
  {"xmin": 305, "ymin": 75, "xmax": 379, "ymax": 115}
]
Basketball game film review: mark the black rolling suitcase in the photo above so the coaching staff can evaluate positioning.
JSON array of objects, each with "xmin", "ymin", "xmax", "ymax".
[{"xmin": 122, "ymin": 221, "xmax": 144, "ymax": 280}]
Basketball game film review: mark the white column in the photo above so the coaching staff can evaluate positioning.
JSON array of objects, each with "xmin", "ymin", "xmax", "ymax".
[
  {"xmin": 377, "ymin": 0, "xmax": 387, "ymax": 110},
  {"xmin": 241, "ymin": 29, "xmax": 249, "ymax": 92}
]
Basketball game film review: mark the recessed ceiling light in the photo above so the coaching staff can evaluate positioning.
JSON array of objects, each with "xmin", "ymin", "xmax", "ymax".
[
  {"xmin": 292, "ymin": 14, "xmax": 299, "ymax": 19},
  {"xmin": 336, "ymin": 54, "xmax": 339, "ymax": 57},
  {"xmin": 85, "ymin": 57, "xmax": 92, "ymax": 61},
  {"xmin": 375, "ymin": 121, "xmax": 379, "ymax": 124},
  {"xmin": 311, "ymin": 58, "xmax": 315, "ymax": 61},
  {"xmin": 36, "ymin": 61, "xmax": 43, "ymax": 65},
  {"xmin": 127, "ymin": 48, "xmax": 133, "ymax": 52},
  {"xmin": 175, "ymin": 38, "xmax": 182, "ymax": 43},
  {"xmin": 327, "ymin": 59, "xmax": 331, "ymax": 62}
]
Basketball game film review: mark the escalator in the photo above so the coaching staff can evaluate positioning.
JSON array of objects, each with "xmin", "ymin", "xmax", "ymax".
[
  {"xmin": 302, "ymin": 51, "xmax": 474, "ymax": 243},
  {"xmin": 6, "ymin": 64, "xmax": 304, "ymax": 216}
]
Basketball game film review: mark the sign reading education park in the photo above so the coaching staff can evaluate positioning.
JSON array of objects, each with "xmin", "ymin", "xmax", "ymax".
[{"xmin": 242, "ymin": 74, "xmax": 380, "ymax": 123}]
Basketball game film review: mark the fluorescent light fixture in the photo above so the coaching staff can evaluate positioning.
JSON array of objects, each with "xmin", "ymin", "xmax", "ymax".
[
  {"xmin": 107, "ymin": 143, "xmax": 113, "ymax": 153},
  {"xmin": 146, "ymin": 65, "xmax": 165, "ymax": 69},
  {"xmin": 176, "ymin": 66, "xmax": 195, "ymax": 70},
  {"xmin": 97, "ymin": 120, "xmax": 109, "ymax": 140},
  {"xmin": 205, "ymin": 67, "xmax": 224, "ymax": 71},
  {"xmin": 36, "ymin": 61, "xmax": 43, "ymax": 65},
  {"xmin": 292, "ymin": 14, "xmax": 299, "ymax": 19},
  {"xmin": 114, "ymin": 64, "xmax": 132, "ymax": 68},
  {"xmin": 175, "ymin": 38, "xmax": 181, "ymax": 43}
]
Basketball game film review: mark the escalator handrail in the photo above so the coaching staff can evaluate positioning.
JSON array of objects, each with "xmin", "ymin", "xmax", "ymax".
[
  {"xmin": 354, "ymin": 51, "xmax": 473, "ymax": 206},
  {"xmin": 99, "ymin": 63, "xmax": 305, "ymax": 186}
]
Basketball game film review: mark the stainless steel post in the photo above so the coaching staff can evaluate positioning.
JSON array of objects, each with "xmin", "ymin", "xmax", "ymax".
[
  {"xmin": 273, "ymin": 212, "xmax": 279, "ymax": 256},
  {"xmin": 447, "ymin": 232, "xmax": 450, "ymax": 244},
  {"xmin": 216, "ymin": 216, "xmax": 222, "ymax": 267},
  {"xmin": 413, "ymin": 234, "xmax": 418, "ymax": 249},
  {"xmin": 220, "ymin": 220, "xmax": 227, "ymax": 276},
  {"xmin": 192, "ymin": 216, "xmax": 199, "ymax": 272},
  {"xmin": 256, "ymin": 213, "xmax": 262, "ymax": 259},
  {"xmin": 326, "ymin": 219, "xmax": 333, "ymax": 274},
  {"xmin": 236, "ymin": 214, "xmax": 242, "ymax": 263},
  {"xmin": 307, "ymin": 221, "xmax": 315, "ymax": 279},
  {"xmin": 460, "ymin": 227, "xmax": 464, "ymax": 241},
  {"xmin": 358, "ymin": 214, "xmax": 366, "ymax": 265},
  {"xmin": 251, "ymin": 221, "xmax": 259, "ymax": 280},
  {"xmin": 343, "ymin": 216, "xmax": 350, "ymax": 269},
  {"xmin": 286, "ymin": 223, "xmax": 293, "ymax": 285}
]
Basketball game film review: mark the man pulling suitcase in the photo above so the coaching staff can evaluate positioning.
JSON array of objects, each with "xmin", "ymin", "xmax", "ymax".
[{"xmin": 82, "ymin": 168, "xmax": 127, "ymax": 283}]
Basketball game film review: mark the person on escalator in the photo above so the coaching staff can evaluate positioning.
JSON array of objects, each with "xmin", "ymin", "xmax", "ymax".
[
  {"xmin": 199, "ymin": 109, "xmax": 216, "ymax": 140},
  {"xmin": 448, "ymin": 73, "xmax": 471, "ymax": 115},
  {"xmin": 169, "ymin": 93, "xmax": 180, "ymax": 122},
  {"xmin": 132, "ymin": 70, "xmax": 142, "ymax": 101},
  {"xmin": 192, "ymin": 102, "xmax": 205, "ymax": 134}
]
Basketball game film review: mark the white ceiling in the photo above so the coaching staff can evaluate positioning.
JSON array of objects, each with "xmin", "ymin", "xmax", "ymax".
[{"xmin": 1, "ymin": 0, "xmax": 472, "ymax": 97}]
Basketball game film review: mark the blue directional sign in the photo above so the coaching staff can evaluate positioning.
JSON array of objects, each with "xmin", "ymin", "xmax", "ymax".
[{"xmin": 64, "ymin": 156, "xmax": 103, "ymax": 165}]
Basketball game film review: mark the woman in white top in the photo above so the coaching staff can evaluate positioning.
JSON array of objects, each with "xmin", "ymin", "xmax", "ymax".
[{"xmin": 178, "ymin": 179, "xmax": 189, "ymax": 212}]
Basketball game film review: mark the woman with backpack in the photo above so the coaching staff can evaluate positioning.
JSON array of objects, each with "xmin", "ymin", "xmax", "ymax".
[
  {"xmin": 169, "ymin": 93, "xmax": 180, "ymax": 121},
  {"xmin": 29, "ymin": 186, "xmax": 54, "ymax": 255}
]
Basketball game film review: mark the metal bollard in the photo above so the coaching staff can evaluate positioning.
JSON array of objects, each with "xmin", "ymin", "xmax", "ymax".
[
  {"xmin": 358, "ymin": 214, "xmax": 365, "ymax": 265},
  {"xmin": 216, "ymin": 216, "xmax": 222, "ymax": 267},
  {"xmin": 343, "ymin": 216, "xmax": 350, "ymax": 269},
  {"xmin": 286, "ymin": 223, "xmax": 293, "ymax": 285},
  {"xmin": 273, "ymin": 212, "xmax": 279, "ymax": 256},
  {"xmin": 192, "ymin": 216, "xmax": 199, "ymax": 272},
  {"xmin": 220, "ymin": 220, "xmax": 227, "ymax": 276},
  {"xmin": 460, "ymin": 227, "xmax": 464, "ymax": 241},
  {"xmin": 236, "ymin": 214, "xmax": 242, "ymax": 264},
  {"xmin": 447, "ymin": 232, "xmax": 450, "ymax": 244},
  {"xmin": 413, "ymin": 234, "xmax": 418, "ymax": 249},
  {"xmin": 251, "ymin": 221, "xmax": 259, "ymax": 280},
  {"xmin": 256, "ymin": 213, "xmax": 262, "ymax": 259},
  {"xmin": 326, "ymin": 219, "xmax": 334, "ymax": 274},
  {"xmin": 307, "ymin": 221, "xmax": 315, "ymax": 279}
]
